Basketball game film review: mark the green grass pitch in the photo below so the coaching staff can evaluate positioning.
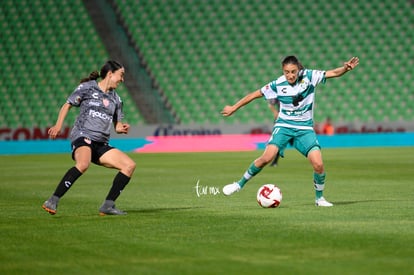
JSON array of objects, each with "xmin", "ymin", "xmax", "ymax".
[{"xmin": 1, "ymin": 147, "xmax": 413, "ymax": 274}]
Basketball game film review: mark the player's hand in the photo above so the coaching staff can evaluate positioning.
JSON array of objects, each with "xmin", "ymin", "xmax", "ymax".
[
  {"xmin": 221, "ymin": 105, "xmax": 236, "ymax": 117},
  {"xmin": 344, "ymin": 57, "xmax": 359, "ymax": 71},
  {"xmin": 116, "ymin": 122, "xmax": 130, "ymax": 134},
  {"xmin": 48, "ymin": 125, "xmax": 61, "ymax": 139}
]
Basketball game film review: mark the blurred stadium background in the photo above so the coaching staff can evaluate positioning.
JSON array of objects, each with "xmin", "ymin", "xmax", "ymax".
[{"xmin": 1, "ymin": 0, "xmax": 413, "ymax": 129}]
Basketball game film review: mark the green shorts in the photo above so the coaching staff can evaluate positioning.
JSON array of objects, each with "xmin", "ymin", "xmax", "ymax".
[{"xmin": 267, "ymin": 127, "xmax": 320, "ymax": 157}]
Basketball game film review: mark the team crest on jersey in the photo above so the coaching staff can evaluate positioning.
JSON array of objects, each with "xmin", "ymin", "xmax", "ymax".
[
  {"xmin": 103, "ymin": 98, "xmax": 109, "ymax": 107},
  {"xmin": 299, "ymin": 79, "xmax": 308, "ymax": 90}
]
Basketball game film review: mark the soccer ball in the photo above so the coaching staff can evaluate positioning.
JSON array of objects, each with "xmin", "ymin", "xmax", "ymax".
[{"xmin": 257, "ymin": 184, "xmax": 282, "ymax": 208}]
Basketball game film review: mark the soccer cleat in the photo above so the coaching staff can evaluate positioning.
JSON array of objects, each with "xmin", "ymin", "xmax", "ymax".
[
  {"xmin": 99, "ymin": 205, "xmax": 127, "ymax": 216},
  {"xmin": 315, "ymin": 197, "xmax": 333, "ymax": 207},
  {"xmin": 222, "ymin": 182, "xmax": 241, "ymax": 196},
  {"xmin": 42, "ymin": 199, "xmax": 58, "ymax": 215}
]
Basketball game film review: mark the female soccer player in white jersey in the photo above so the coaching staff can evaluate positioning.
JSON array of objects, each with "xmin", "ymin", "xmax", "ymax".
[
  {"xmin": 221, "ymin": 56, "xmax": 359, "ymax": 206},
  {"xmin": 42, "ymin": 60, "xmax": 136, "ymax": 215}
]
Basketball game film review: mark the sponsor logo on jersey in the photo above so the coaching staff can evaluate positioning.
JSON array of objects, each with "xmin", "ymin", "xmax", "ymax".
[
  {"xmin": 285, "ymin": 109, "xmax": 307, "ymax": 116},
  {"xmin": 89, "ymin": 110, "xmax": 113, "ymax": 121},
  {"xmin": 89, "ymin": 101, "xmax": 100, "ymax": 107}
]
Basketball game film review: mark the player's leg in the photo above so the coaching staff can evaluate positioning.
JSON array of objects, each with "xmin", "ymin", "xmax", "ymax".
[
  {"xmin": 307, "ymin": 148, "xmax": 325, "ymax": 198},
  {"xmin": 223, "ymin": 127, "xmax": 291, "ymax": 196},
  {"xmin": 55, "ymin": 145, "xmax": 91, "ymax": 194},
  {"xmin": 42, "ymin": 142, "xmax": 91, "ymax": 215},
  {"xmin": 293, "ymin": 130, "xmax": 332, "ymax": 206},
  {"xmin": 295, "ymin": 129, "xmax": 333, "ymax": 207},
  {"xmin": 97, "ymin": 148, "xmax": 136, "ymax": 215},
  {"xmin": 270, "ymin": 151, "xmax": 280, "ymax": 167},
  {"xmin": 242, "ymin": 144, "xmax": 279, "ymax": 186},
  {"xmin": 223, "ymin": 144, "xmax": 279, "ymax": 196},
  {"xmin": 99, "ymin": 148, "xmax": 136, "ymax": 177},
  {"xmin": 307, "ymin": 149, "xmax": 332, "ymax": 206},
  {"xmin": 270, "ymin": 136, "xmax": 293, "ymax": 167}
]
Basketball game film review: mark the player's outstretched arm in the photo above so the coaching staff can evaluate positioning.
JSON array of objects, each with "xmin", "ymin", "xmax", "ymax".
[
  {"xmin": 221, "ymin": 90, "xmax": 263, "ymax": 117},
  {"xmin": 325, "ymin": 57, "xmax": 359, "ymax": 79},
  {"xmin": 48, "ymin": 103, "xmax": 72, "ymax": 139}
]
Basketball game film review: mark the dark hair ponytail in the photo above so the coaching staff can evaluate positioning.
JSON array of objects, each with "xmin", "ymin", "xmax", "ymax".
[
  {"xmin": 282, "ymin": 55, "xmax": 304, "ymax": 71},
  {"xmin": 79, "ymin": 60, "xmax": 123, "ymax": 84},
  {"xmin": 80, "ymin": 71, "xmax": 100, "ymax": 84}
]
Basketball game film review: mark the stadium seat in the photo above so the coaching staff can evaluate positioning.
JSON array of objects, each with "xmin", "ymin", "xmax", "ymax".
[
  {"xmin": 0, "ymin": 0, "xmax": 144, "ymax": 128},
  {"xmin": 2, "ymin": 0, "xmax": 413, "ymax": 127}
]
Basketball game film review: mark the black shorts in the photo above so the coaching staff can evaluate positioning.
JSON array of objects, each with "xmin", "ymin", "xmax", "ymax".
[{"xmin": 71, "ymin": 137, "xmax": 114, "ymax": 164}]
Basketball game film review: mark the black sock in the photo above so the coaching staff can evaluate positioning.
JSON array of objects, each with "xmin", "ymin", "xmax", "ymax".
[
  {"xmin": 53, "ymin": 167, "xmax": 83, "ymax": 198},
  {"xmin": 105, "ymin": 172, "xmax": 131, "ymax": 201}
]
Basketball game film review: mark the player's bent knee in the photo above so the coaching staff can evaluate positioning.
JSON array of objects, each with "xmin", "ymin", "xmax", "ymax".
[
  {"xmin": 75, "ymin": 163, "xmax": 90, "ymax": 173},
  {"xmin": 313, "ymin": 163, "xmax": 324, "ymax": 174},
  {"xmin": 129, "ymin": 160, "xmax": 137, "ymax": 172},
  {"xmin": 123, "ymin": 160, "xmax": 136, "ymax": 176}
]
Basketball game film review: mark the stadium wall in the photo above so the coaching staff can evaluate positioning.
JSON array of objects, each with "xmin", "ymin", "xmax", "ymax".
[
  {"xmin": 1, "ymin": 121, "xmax": 413, "ymax": 141},
  {"xmin": 0, "ymin": 123, "xmax": 413, "ymax": 155}
]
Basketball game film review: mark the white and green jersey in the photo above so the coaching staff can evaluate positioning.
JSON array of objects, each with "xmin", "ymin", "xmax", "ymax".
[{"xmin": 261, "ymin": 69, "xmax": 326, "ymax": 130}]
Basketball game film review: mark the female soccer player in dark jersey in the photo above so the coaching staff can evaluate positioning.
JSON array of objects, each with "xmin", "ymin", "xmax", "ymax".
[{"xmin": 42, "ymin": 60, "xmax": 136, "ymax": 215}]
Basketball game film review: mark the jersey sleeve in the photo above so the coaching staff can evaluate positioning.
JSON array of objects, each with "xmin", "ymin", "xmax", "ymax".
[
  {"xmin": 66, "ymin": 83, "xmax": 88, "ymax": 107},
  {"xmin": 260, "ymin": 81, "xmax": 278, "ymax": 100},
  {"xmin": 267, "ymin": 98, "xmax": 278, "ymax": 106},
  {"xmin": 308, "ymin": 69, "xmax": 326, "ymax": 86}
]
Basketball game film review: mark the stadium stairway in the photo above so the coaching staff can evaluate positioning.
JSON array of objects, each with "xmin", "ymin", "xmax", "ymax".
[{"xmin": 83, "ymin": 0, "xmax": 177, "ymax": 124}]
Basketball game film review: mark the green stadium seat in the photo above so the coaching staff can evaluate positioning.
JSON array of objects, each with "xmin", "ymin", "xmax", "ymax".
[
  {"xmin": 1, "ymin": 0, "xmax": 144, "ymax": 127},
  {"xmin": 4, "ymin": 0, "xmax": 411, "ymax": 128}
]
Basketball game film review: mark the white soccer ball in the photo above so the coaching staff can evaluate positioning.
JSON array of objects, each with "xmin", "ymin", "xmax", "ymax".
[{"xmin": 257, "ymin": 184, "xmax": 282, "ymax": 208}]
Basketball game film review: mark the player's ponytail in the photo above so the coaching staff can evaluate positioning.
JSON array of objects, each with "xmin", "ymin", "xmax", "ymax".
[
  {"xmin": 79, "ymin": 71, "xmax": 100, "ymax": 83},
  {"xmin": 78, "ymin": 61, "xmax": 123, "ymax": 84}
]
